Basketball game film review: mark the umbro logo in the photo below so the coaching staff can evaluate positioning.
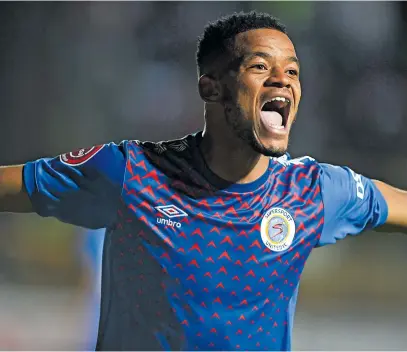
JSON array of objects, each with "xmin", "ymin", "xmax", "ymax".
[
  {"xmin": 156, "ymin": 205, "xmax": 188, "ymax": 218},
  {"xmin": 155, "ymin": 204, "xmax": 188, "ymax": 228}
]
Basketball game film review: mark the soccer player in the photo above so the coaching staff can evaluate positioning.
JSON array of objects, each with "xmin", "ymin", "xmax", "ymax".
[{"xmin": 0, "ymin": 11, "xmax": 405, "ymax": 351}]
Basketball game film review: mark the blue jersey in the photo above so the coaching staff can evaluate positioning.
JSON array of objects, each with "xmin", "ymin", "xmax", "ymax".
[
  {"xmin": 23, "ymin": 132, "xmax": 388, "ymax": 351},
  {"xmin": 81, "ymin": 228, "xmax": 105, "ymax": 350}
]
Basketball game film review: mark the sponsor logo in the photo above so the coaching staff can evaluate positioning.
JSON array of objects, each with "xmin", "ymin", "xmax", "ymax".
[
  {"xmin": 156, "ymin": 205, "xmax": 188, "ymax": 228},
  {"xmin": 350, "ymin": 170, "xmax": 365, "ymax": 200},
  {"xmin": 60, "ymin": 145, "xmax": 104, "ymax": 166},
  {"xmin": 260, "ymin": 207, "xmax": 296, "ymax": 252},
  {"xmin": 274, "ymin": 155, "xmax": 315, "ymax": 167}
]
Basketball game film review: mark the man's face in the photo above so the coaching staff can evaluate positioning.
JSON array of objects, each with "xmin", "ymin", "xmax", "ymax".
[{"xmin": 220, "ymin": 28, "xmax": 301, "ymax": 157}]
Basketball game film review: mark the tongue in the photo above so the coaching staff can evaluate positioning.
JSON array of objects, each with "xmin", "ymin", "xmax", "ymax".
[{"xmin": 260, "ymin": 111, "xmax": 283, "ymax": 130}]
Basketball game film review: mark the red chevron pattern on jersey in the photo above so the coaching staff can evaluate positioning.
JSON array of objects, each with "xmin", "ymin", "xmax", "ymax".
[{"xmin": 100, "ymin": 135, "xmax": 324, "ymax": 351}]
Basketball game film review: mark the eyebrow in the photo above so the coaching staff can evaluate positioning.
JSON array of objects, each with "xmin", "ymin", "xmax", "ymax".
[
  {"xmin": 242, "ymin": 52, "xmax": 301, "ymax": 69},
  {"xmin": 287, "ymin": 56, "xmax": 301, "ymax": 69}
]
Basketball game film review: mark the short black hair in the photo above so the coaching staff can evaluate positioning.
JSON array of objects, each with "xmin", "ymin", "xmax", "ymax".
[{"xmin": 196, "ymin": 11, "xmax": 287, "ymax": 75}]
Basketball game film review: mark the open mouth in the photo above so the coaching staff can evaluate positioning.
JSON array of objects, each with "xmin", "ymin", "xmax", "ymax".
[{"xmin": 260, "ymin": 97, "xmax": 291, "ymax": 130}]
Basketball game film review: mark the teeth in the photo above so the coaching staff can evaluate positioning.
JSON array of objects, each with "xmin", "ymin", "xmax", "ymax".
[{"xmin": 270, "ymin": 97, "xmax": 290, "ymax": 103}]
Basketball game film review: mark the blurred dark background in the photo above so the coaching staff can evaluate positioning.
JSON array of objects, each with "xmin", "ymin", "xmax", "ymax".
[{"xmin": 0, "ymin": 2, "xmax": 407, "ymax": 349}]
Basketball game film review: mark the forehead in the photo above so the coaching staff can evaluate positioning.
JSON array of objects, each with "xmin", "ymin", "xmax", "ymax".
[{"xmin": 233, "ymin": 28, "xmax": 297, "ymax": 57}]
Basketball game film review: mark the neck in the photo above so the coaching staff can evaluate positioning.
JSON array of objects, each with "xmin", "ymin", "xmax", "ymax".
[{"xmin": 200, "ymin": 107, "xmax": 270, "ymax": 185}]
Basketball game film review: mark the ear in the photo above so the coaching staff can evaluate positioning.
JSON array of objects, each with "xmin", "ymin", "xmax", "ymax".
[{"xmin": 198, "ymin": 75, "xmax": 222, "ymax": 103}]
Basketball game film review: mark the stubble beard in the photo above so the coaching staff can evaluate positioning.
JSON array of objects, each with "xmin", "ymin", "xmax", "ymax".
[{"xmin": 224, "ymin": 104, "xmax": 287, "ymax": 158}]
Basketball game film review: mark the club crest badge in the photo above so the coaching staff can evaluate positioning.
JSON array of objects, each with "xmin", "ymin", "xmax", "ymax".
[
  {"xmin": 60, "ymin": 145, "xmax": 104, "ymax": 166},
  {"xmin": 260, "ymin": 207, "xmax": 296, "ymax": 252}
]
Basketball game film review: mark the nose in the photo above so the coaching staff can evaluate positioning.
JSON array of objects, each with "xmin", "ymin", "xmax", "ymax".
[{"xmin": 264, "ymin": 66, "xmax": 291, "ymax": 89}]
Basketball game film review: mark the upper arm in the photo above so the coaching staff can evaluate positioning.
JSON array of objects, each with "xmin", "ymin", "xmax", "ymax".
[
  {"xmin": 317, "ymin": 164, "xmax": 388, "ymax": 247},
  {"xmin": 373, "ymin": 180, "xmax": 407, "ymax": 229},
  {"xmin": 23, "ymin": 142, "xmax": 127, "ymax": 229}
]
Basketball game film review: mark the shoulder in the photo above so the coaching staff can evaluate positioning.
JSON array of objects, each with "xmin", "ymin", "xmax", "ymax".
[
  {"xmin": 272, "ymin": 155, "xmax": 367, "ymax": 198},
  {"xmin": 124, "ymin": 134, "xmax": 198, "ymax": 178},
  {"xmin": 272, "ymin": 154, "xmax": 318, "ymax": 168},
  {"xmin": 130, "ymin": 135, "xmax": 193, "ymax": 156},
  {"xmin": 127, "ymin": 134, "xmax": 196, "ymax": 164},
  {"xmin": 272, "ymin": 154, "xmax": 322, "ymax": 182}
]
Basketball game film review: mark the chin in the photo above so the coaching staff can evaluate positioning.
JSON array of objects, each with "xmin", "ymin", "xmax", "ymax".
[
  {"xmin": 251, "ymin": 139, "xmax": 288, "ymax": 158},
  {"xmin": 225, "ymin": 110, "xmax": 289, "ymax": 158}
]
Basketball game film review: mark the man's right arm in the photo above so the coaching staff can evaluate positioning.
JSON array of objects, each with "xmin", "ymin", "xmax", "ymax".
[
  {"xmin": 0, "ymin": 142, "xmax": 128, "ymax": 229},
  {"xmin": 0, "ymin": 165, "xmax": 32, "ymax": 213}
]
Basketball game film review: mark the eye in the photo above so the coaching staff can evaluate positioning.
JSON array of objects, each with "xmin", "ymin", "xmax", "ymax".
[
  {"xmin": 287, "ymin": 69, "xmax": 299, "ymax": 76},
  {"xmin": 250, "ymin": 64, "xmax": 268, "ymax": 71}
]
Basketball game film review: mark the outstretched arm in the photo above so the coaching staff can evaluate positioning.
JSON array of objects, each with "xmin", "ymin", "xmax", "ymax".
[
  {"xmin": 373, "ymin": 180, "xmax": 407, "ymax": 232},
  {"xmin": 0, "ymin": 142, "xmax": 127, "ymax": 229},
  {"xmin": 0, "ymin": 165, "xmax": 32, "ymax": 213},
  {"xmin": 317, "ymin": 164, "xmax": 388, "ymax": 247},
  {"xmin": 317, "ymin": 163, "xmax": 407, "ymax": 246}
]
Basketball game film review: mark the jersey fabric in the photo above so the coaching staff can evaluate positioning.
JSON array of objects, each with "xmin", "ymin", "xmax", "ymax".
[
  {"xmin": 23, "ymin": 132, "xmax": 388, "ymax": 351},
  {"xmin": 81, "ymin": 228, "xmax": 105, "ymax": 350}
]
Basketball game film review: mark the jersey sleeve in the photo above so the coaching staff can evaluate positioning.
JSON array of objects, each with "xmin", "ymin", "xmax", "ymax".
[
  {"xmin": 317, "ymin": 163, "xmax": 388, "ymax": 247},
  {"xmin": 23, "ymin": 142, "xmax": 128, "ymax": 229}
]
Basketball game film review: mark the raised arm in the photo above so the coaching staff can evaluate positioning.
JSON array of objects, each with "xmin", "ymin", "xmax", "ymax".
[{"xmin": 0, "ymin": 165, "xmax": 32, "ymax": 213}]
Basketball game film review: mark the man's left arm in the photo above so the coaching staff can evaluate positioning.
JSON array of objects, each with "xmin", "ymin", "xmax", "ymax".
[
  {"xmin": 373, "ymin": 181, "xmax": 407, "ymax": 232},
  {"xmin": 317, "ymin": 164, "xmax": 389, "ymax": 247}
]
